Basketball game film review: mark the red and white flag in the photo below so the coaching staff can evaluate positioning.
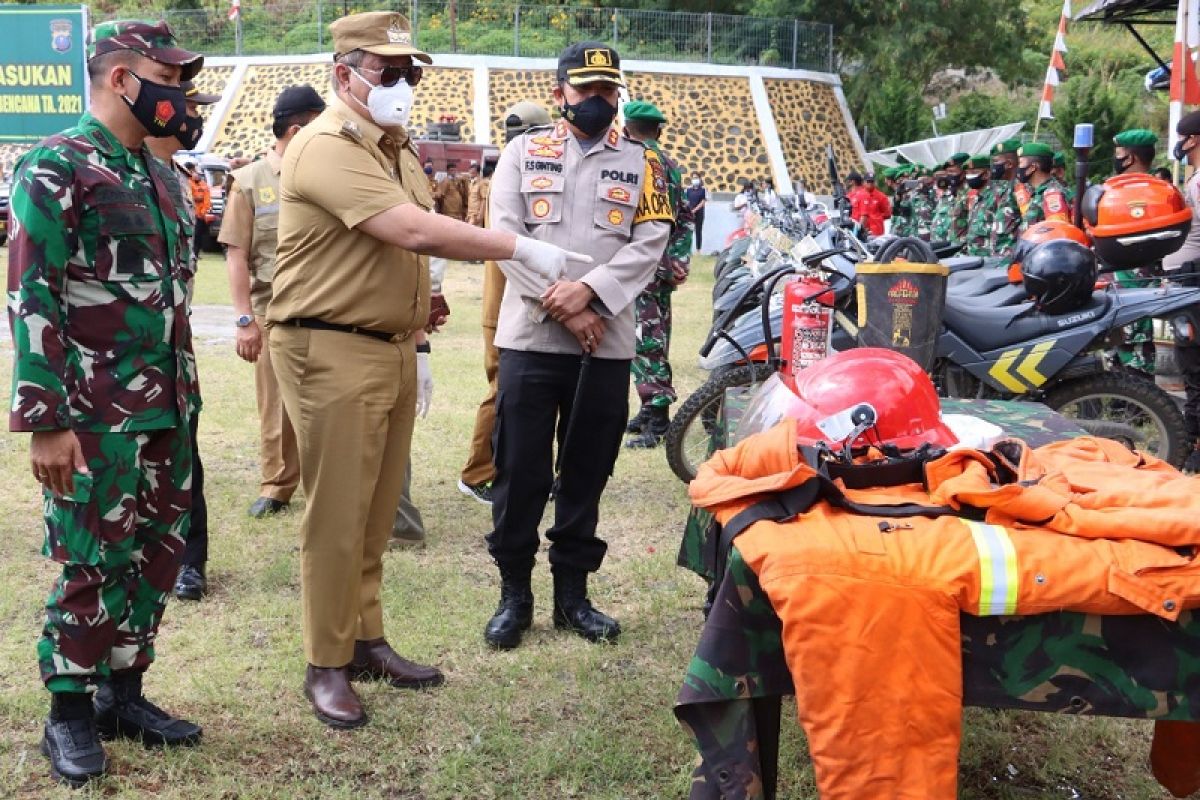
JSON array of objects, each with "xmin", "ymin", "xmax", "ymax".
[
  {"xmin": 1038, "ymin": 0, "xmax": 1071, "ymax": 120},
  {"xmin": 228, "ymin": 0, "xmax": 241, "ymax": 21}
]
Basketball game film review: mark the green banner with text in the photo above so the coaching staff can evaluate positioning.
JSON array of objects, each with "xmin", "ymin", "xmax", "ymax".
[{"xmin": 0, "ymin": 5, "xmax": 87, "ymax": 144}]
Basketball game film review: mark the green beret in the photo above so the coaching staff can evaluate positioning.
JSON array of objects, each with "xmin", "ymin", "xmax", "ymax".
[
  {"xmin": 1018, "ymin": 142, "xmax": 1054, "ymax": 158},
  {"xmin": 969, "ymin": 154, "xmax": 990, "ymax": 169},
  {"xmin": 1053, "ymin": 151, "xmax": 1066, "ymax": 168},
  {"xmin": 882, "ymin": 166, "xmax": 899, "ymax": 179},
  {"xmin": 622, "ymin": 100, "xmax": 667, "ymax": 124},
  {"xmin": 1113, "ymin": 128, "xmax": 1158, "ymax": 149},
  {"xmin": 947, "ymin": 152, "xmax": 970, "ymax": 166},
  {"xmin": 992, "ymin": 138, "xmax": 1021, "ymax": 156}
]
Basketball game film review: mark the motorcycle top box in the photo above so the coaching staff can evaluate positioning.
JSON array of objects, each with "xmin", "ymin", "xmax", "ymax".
[{"xmin": 1082, "ymin": 174, "xmax": 1191, "ymax": 269}]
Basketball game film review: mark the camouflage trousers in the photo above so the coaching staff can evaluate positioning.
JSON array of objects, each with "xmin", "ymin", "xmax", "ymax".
[
  {"xmin": 39, "ymin": 426, "xmax": 192, "ymax": 693},
  {"xmin": 633, "ymin": 280, "xmax": 675, "ymax": 409},
  {"xmin": 1114, "ymin": 270, "xmax": 1157, "ymax": 374}
]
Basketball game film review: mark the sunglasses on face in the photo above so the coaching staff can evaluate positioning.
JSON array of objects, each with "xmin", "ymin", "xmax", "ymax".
[{"xmin": 356, "ymin": 64, "xmax": 423, "ymax": 87}]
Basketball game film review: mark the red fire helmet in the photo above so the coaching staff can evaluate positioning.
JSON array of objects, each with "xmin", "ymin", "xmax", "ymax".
[{"xmin": 784, "ymin": 348, "xmax": 958, "ymax": 451}]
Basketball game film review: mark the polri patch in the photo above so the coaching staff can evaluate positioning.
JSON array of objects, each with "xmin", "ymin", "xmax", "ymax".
[
  {"xmin": 607, "ymin": 186, "xmax": 631, "ymax": 202},
  {"xmin": 532, "ymin": 198, "xmax": 552, "ymax": 218},
  {"xmin": 607, "ymin": 208, "xmax": 624, "ymax": 226},
  {"xmin": 528, "ymin": 145, "xmax": 563, "ymax": 159},
  {"xmin": 531, "ymin": 177, "xmax": 553, "ymax": 189},
  {"xmin": 600, "ymin": 169, "xmax": 639, "ymax": 185}
]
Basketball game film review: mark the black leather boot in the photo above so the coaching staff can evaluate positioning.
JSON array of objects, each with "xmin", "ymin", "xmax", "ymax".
[
  {"xmin": 625, "ymin": 406, "xmax": 670, "ymax": 449},
  {"xmin": 552, "ymin": 570, "xmax": 621, "ymax": 642},
  {"xmin": 42, "ymin": 692, "xmax": 108, "ymax": 787},
  {"xmin": 1185, "ymin": 445, "xmax": 1200, "ymax": 475},
  {"xmin": 94, "ymin": 670, "xmax": 202, "ymax": 747},
  {"xmin": 625, "ymin": 405, "xmax": 650, "ymax": 434},
  {"xmin": 484, "ymin": 563, "xmax": 534, "ymax": 650}
]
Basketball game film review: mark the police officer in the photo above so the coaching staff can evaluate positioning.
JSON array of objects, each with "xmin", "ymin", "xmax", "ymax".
[
  {"xmin": 9, "ymin": 19, "xmax": 204, "ymax": 786},
  {"xmin": 221, "ymin": 85, "xmax": 324, "ymax": 522},
  {"xmin": 621, "ymin": 100, "xmax": 693, "ymax": 449},
  {"xmin": 1164, "ymin": 112, "xmax": 1200, "ymax": 472},
  {"xmin": 458, "ymin": 100, "xmax": 553, "ymax": 505},
  {"xmin": 483, "ymin": 41, "xmax": 672, "ymax": 649},
  {"xmin": 268, "ymin": 11, "xmax": 587, "ymax": 728}
]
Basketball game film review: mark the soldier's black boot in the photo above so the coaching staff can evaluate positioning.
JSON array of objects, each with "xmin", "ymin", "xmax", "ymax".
[
  {"xmin": 552, "ymin": 570, "xmax": 621, "ymax": 643},
  {"xmin": 484, "ymin": 563, "xmax": 534, "ymax": 650},
  {"xmin": 42, "ymin": 692, "xmax": 108, "ymax": 787},
  {"xmin": 1185, "ymin": 444, "xmax": 1200, "ymax": 475},
  {"xmin": 625, "ymin": 405, "xmax": 650, "ymax": 434},
  {"xmin": 625, "ymin": 406, "xmax": 670, "ymax": 449},
  {"xmin": 94, "ymin": 670, "xmax": 202, "ymax": 748}
]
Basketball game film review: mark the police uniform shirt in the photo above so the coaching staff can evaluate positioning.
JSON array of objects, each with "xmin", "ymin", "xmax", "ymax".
[
  {"xmin": 268, "ymin": 97, "xmax": 433, "ymax": 334},
  {"xmin": 489, "ymin": 121, "xmax": 671, "ymax": 359},
  {"xmin": 219, "ymin": 148, "xmax": 282, "ymax": 317}
]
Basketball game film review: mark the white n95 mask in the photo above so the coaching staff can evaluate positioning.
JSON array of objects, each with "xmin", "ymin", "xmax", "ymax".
[{"xmin": 350, "ymin": 68, "xmax": 414, "ymax": 128}]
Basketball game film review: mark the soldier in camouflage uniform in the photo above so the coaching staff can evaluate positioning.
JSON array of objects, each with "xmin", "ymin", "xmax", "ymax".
[
  {"xmin": 989, "ymin": 138, "xmax": 1023, "ymax": 261},
  {"xmin": 886, "ymin": 167, "xmax": 911, "ymax": 237},
  {"xmin": 1014, "ymin": 142, "xmax": 1071, "ymax": 231},
  {"xmin": 930, "ymin": 153, "xmax": 969, "ymax": 245},
  {"xmin": 622, "ymin": 101, "xmax": 694, "ymax": 447},
  {"xmin": 963, "ymin": 154, "xmax": 994, "ymax": 256},
  {"xmin": 1111, "ymin": 129, "xmax": 1161, "ymax": 374},
  {"xmin": 7, "ymin": 21, "xmax": 205, "ymax": 787},
  {"xmin": 911, "ymin": 167, "xmax": 936, "ymax": 241}
]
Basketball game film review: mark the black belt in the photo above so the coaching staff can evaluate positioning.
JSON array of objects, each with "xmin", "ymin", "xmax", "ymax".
[{"xmin": 286, "ymin": 317, "xmax": 396, "ymax": 343}]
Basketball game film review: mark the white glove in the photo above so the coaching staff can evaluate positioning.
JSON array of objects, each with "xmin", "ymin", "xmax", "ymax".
[
  {"xmin": 513, "ymin": 235, "xmax": 593, "ymax": 281},
  {"xmin": 415, "ymin": 352, "xmax": 433, "ymax": 418}
]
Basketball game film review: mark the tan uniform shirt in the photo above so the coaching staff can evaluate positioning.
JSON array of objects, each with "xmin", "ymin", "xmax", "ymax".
[
  {"xmin": 435, "ymin": 174, "xmax": 468, "ymax": 220},
  {"xmin": 219, "ymin": 149, "xmax": 282, "ymax": 316},
  {"xmin": 268, "ymin": 97, "xmax": 433, "ymax": 334},
  {"xmin": 466, "ymin": 176, "xmax": 489, "ymax": 226},
  {"xmin": 489, "ymin": 121, "xmax": 672, "ymax": 359}
]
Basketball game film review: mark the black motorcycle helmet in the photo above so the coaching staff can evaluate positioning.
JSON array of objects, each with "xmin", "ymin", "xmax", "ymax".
[{"xmin": 1020, "ymin": 239, "xmax": 1097, "ymax": 314}]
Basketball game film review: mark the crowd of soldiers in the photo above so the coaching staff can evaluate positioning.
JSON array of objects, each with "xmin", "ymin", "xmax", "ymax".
[{"xmin": 880, "ymin": 138, "xmax": 1073, "ymax": 262}]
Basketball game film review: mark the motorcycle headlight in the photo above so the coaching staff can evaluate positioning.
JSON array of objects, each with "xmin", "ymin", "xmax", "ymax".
[{"xmin": 1172, "ymin": 314, "xmax": 1197, "ymax": 344}]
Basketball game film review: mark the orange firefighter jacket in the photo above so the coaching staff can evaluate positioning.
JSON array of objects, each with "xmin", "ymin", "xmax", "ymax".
[{"xmin": 689, "ymin": 422, "xmax": 1200, "ymax": 800}]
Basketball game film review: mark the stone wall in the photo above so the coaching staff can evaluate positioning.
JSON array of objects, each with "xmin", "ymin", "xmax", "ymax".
[{"xmin": 764, "ymin": 77, "xmax": 864, "ymax": 193}]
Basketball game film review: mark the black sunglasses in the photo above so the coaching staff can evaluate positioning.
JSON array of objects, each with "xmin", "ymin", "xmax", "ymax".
[{"xmin": 357, "ymin": 64, "xmax": 423, "ymax": 87}]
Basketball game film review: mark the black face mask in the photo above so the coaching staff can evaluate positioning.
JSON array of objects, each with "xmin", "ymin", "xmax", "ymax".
[
  {"xmin": 1016, "ymin": 166, "xmax": 1035, "ymax": 184},
  {"xmin": 1175, "ymin": 139, "xmax": 1195, "ymax": 161},
  {"xmin": 990, "ymin": 163, "xmax": 1007, "ymax": 180},
  {"xmin": 122, "ymin": 72, "xmax": 188, "ymax": 139},
  {"xmin": 1113, "ymin": 156, "xmax": 1130, "ymax": 175},
  {"xmin": 560, "ymin": 94, "xmax": 617, "ymax": 138},
  {"xmin": 966, "ymin": 173, "xmax": 985, "ymax": 190},
  {"xmin": 177, "ymin": 114, "xmax": 204, "ymax": 151}
]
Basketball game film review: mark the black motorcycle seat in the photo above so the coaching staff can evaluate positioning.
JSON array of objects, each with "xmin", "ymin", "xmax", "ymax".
[
  {"xmin": 943, "ymin": 291, "xmax": 1112, "ymax": 352},
  {"xmin": 942, "ymin": 256, "xmax": 984, "ymax": 274},
  {"xmin": 949, "ymin": 266, "xmax": 1014, "ymax": 296},
  {"xmin": 947, "ymin": 283, "xmax": 1028, "ymax": 308}
]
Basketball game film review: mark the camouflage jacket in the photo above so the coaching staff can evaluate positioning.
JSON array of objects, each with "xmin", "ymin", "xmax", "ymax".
[
  {"xmin": 989, "ymin": 179, "xmax": 1021, "ymax": 259},
  {"xmin": 930, "ymin": 187, "xmax": 968, "ymax": 245},
  {"xmin": 963, "ymin": 182, "xmax": 995, "ymax": 257},
  {"xmin": 7, "ymin": 112, "xmax": 199, "ymax": 433},
  {"xmin": 643, "ymin": 138, "xmax": 693, "ymax": 289},
  {"xmin": 891, "ymin": 193, "xmax": 914, "ymax": 237},
  {"xmin": 911, "ymin": 191, "xmax": 935, "ymax": 240},
  {"xmin": 1015, "ymin": 176, "xmax": 1071, "ymax": 230}
]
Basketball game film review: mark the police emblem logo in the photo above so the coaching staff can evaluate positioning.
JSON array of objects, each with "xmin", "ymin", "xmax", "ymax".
[
  {"xmin": 607, "ymin": 208, "xmax": 624, "ymax": 226},
  {"xmin": 531, "ymin": 177, "xmax": 553, "ymax": 189},
  {"xmin": 387, "ymin": 16, "xmax": 411, "ymax": 44},
  {"xmin": 532, "ymin": 198, "xmax": 551, "ymax": 218},
  {"xmin": 585, "ymin": 48, "xmax": 613, "ymax": 67},
  {"xmin": 258, "ymin": 186, "xmax": 277, "ymax": 204},
  {"xmin": 607, "ymin": 186, "xmax": 630, "ymax": 202},
  {"xmin": 50, "ymin": 19, "xmax": 73, "ymax": 53},
  {"xmin": 1130, "ymin": 203, "xmax": 1146, "ymax": 219}
]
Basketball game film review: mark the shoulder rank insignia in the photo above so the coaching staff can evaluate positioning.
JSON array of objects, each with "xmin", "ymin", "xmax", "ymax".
[
  {"xmin": 553, "ymin": 120, "xmax": 568, "ymax": 138},
  {"xmin": 606, "ymin": 128, "xmax": 620, "ymax": 147},
  {"xmin": 340, "ymin": 119, "xmax": 362, "ymax": 142}
]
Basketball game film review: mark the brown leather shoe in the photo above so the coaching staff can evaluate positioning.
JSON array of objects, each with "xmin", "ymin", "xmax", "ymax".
[
  {"xmin": 349, "ymin": 638, "xmax": 445, "ymax": 689},
  {"xmin": 303, "ymin": 665, "xmax": 367, "ymax": 729}
]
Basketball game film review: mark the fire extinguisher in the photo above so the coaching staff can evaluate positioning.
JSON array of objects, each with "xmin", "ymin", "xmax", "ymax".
[{"xmin": 781, "ymin": 272, "xmax": 835, "ymax": 378}]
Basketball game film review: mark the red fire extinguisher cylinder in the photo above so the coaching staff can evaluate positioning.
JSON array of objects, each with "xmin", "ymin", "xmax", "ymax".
[{"xmin": 782, "ymin": 273, "xmax": 835, "ymax": 377}]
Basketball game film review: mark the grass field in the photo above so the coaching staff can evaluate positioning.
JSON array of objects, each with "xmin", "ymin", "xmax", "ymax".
[{"xmin": 0, "ymin": 248, "xmax": 1187, "ymax": 799}]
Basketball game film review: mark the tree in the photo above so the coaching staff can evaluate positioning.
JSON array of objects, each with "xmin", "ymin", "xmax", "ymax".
[
  {"xmin": 860, "ymin": 73, "xmax": 926, "ymax": 149},
  {"xmin": 1049, "ymin": 73, "xmax": 1137, "ymax": 181}
]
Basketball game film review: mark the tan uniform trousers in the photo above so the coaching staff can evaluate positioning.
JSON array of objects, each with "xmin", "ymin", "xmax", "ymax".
[
  {"xmin": 270, "ymin": 324, "xmax": 417, "ymax": 666},
  {"xmin": 460, "ymin": 259, "xmax": 506, "ymax": 486},
  {"xmin": 255, "ymin": 316, "xmax": 300, "ymax": 502}
]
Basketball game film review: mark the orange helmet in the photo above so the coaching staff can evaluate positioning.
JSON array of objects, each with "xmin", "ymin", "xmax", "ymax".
[
  {"xmin": 783, "ymin": 348, "xmax": 957, "ymax": 452},
  {"xmin": 1007, "ymin": 220, "xmax": 1092, "ymax": 284},
  {"xmin": 1082, "ymin": 174, "xmax": 1191, "ymax": 269}
]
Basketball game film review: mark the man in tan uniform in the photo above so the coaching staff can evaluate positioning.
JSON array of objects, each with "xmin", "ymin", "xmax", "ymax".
[
  {"xmin": 465, "ymin": 161, "xmax": 486, "ymax": 226},
  {"xmin": 483, "ymin": 42, "xmax": 672, "ymax": 650},
  {"xmin": 433, "ymin": 160, "xmax": 468, "ymax": 220},
  {"xmin": 268, "ymin": 10, "xmax": 589, "ymax": 728},
  {"xmin": 220, "ymin": 85, "xmax": 325, "ymax": 520},
  {"xmin": 458, "ymin": 101, "xmax": 551, "ymax": 505}
]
